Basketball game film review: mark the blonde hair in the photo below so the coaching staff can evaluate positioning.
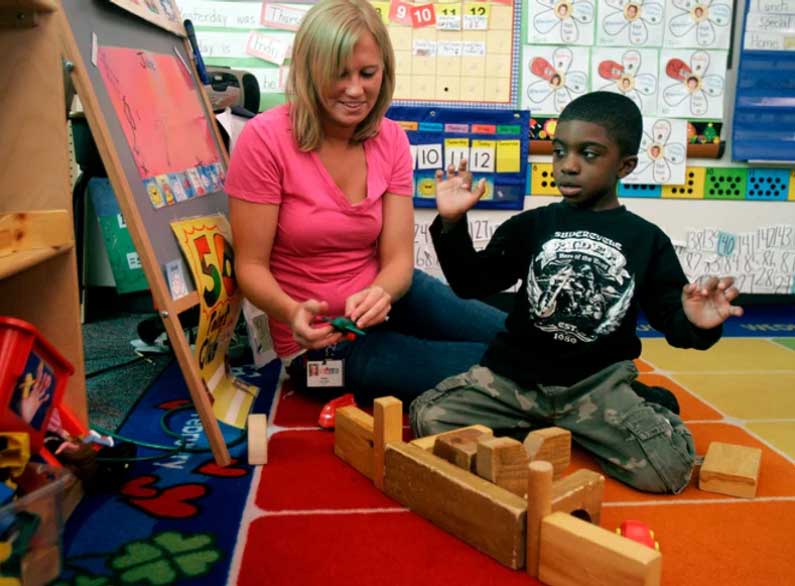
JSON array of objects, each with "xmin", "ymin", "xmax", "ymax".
[{"xmin": 287, "ymin": 0, "xmax": 395, "ymax": 151}]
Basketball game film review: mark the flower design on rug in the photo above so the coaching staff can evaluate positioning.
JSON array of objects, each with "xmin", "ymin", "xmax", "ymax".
[
  {"xmin": 662, "ymin": 51, "xmax": 724, "ymax": 117},
  {"xmin": 526, "ymin": 48, "xmax": 588, "ymax": 113},
  {"xmin": 601, "ymin": 0, "xmax": 664, "ymax": 44}
]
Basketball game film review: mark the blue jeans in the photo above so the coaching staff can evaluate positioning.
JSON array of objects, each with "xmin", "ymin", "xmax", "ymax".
[{"xmin": 286, "ymin": 270, "xmax": 507, "ymax": 404}]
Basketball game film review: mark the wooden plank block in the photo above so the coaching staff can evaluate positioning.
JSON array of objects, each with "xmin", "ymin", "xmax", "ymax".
[
  {"xmin": 334, "ymin": 406, "xmax": 374, "ymax": 480},
  {"xmin": 373, "ymin": 396, "xmax": 402, "ymax": 490},
  {"xmin": 0, "ymin": 210, "xmax": 72, "ymax": 256},
  {"xmin": 21, "ymin": 544, "xmax": 60, "ymax": 586},
  {"xmin": 432, "ymin": 426, "xmax": 492, "ymax": 472},
  {"xmin": 247, "ymin": 414, "xmax": 268, "ymax": 465},
  {"xmin": 384, "ymin": 442, "xmax": 527, "ymax": 569},
  {"xmin": 523, "ymin": 427, "xmax": 571, "ymax": 479},
  {"xmin": 551, "ymin": 469, "xmax": 605, "ymax": 525},
  {"xmin": 476, "ymin": 436, "xmax": 530, "ymax": 497},
  {"xmin": 409, "ymin": 424, "xmax": 493, "ymax": 451},
  {"xmin": 526, "ymin": 460, "xmax": 553, "ymax": 578},
  {"xmin": 539, "ymin": 512, "xmax": 662, "ymax": 586},
  {"xmin": 699, "ymin": 441, "xmax": 762, "ymax": 498}
]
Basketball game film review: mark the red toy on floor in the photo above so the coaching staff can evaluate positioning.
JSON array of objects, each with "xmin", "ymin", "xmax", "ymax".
[{"xmin": 318, "ymin": 393, "xmax": 357, "ymax": 429}]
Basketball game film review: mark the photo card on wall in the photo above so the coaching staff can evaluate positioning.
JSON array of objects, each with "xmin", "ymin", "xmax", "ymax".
[
  {"xmin": 527, "ymin": 0, "xmax": 596, "ymax": 45},
  {"xmin": 521, "ymin": 45, "xmax": 590, "ymax": 115},
  {"xmin": 596, "ymin": 0, "xmax": 665, "ymax": 46},
  {"xmin": 591, "ymin": 47, "xmax": 660, "ymax": 114},
  {"xmin": 658, "ymin": 49, "xmax": 727, "ymax": 118},
  {"xmin": 623, "ymin": 116, "xmax": 687, "ymax": 184},
  {"xmin": 663, "ymin": 0, "xmax": 733, "ymax": 49}
]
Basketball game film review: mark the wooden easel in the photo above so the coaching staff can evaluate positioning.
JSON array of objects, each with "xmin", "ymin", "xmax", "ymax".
[{"xmin": 56, "ymin": 1, "xmax": 233, "ymax": 465}]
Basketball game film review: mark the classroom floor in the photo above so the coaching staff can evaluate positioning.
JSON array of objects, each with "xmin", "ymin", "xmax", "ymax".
[
  {"xmin": 637, "ymin": 336, "xmax": 795, "ymax": 460},
  {"xmin": 230, "ymin": 330, "xmax": 795, "ymax": 585}
]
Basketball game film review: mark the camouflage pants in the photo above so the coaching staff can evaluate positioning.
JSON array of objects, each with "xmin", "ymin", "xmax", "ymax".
[{"xmin": 409, "ymin": 360, "xmax": 694, "ymax": 494}]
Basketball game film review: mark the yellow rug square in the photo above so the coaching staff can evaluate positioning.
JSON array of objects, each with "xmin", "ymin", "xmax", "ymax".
[
  {"xmin": 746, "ymin": 421, "xmax": 795, "ymax": 460},
  {"xmin": 640, "ymin": 338, "xmax": 795, "ymax": 372},
  {"xmin": 672, "ymin": 372, "xmax": 795, "ymax": 419}
]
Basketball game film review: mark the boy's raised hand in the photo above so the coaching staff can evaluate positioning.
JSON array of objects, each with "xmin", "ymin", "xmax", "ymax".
[
  {"xmin": 682, "ymin": 276, "xmax": 744, "ymax": 329},
  {"xmin": 435, "ymin": 159, "xmax": 487, "ymax": 222}
]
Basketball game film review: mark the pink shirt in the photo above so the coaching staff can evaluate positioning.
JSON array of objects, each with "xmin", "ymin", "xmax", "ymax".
[{"xmin": 225, "ymin": 104, "xmax": 414, "ymax": 357}]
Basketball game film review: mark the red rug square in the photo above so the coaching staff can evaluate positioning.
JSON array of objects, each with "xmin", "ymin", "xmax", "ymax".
[
  {"xmin": 239, "ymin": 512, "xmax": 540, "ymax": 586},
  {"xmin": 256, "ymin": 430, "xmax": 401, "ymax": 510}
]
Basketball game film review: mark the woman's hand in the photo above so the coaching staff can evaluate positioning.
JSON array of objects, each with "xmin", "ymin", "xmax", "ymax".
[
  {"xmin": 435, "ymin": 159, "xmax": 487, "ymax": 223},
  {"xmin": 682, "ymin": 276, "xmax": 744, "ymax": 329},
  {"xmin": 345, "ymin": 285, "xmax": 392, "ymax": 329},
  {"xmin": 290, "ymin": 299, "xmax": 342, "ymax": 350}
]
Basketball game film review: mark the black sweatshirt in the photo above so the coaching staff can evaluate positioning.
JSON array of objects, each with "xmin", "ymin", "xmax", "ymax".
[{"xmin": 431, "ymin": 202, "xmax": 722, "ymax": 387}]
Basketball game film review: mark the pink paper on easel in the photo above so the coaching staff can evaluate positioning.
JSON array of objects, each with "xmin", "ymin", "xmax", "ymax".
[{"xmin": 96, "ymin": 46, "xmax": 222, "ymax": 180}]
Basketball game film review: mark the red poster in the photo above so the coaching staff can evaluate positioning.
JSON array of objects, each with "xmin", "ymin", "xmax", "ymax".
[{"xmin": 97, "ymin": 46, "xmax": 222, "ymax": 180}]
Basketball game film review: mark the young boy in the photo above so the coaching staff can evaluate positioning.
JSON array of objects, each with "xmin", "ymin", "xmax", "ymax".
[{"xmin": 411, "ymin": 92, "xmax": 743, "ymax": 494}]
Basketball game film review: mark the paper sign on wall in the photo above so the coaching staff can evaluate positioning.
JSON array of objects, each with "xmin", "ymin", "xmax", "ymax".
[{"xmin": 623, "ymin": 117, "xmax": 687, "ymax": 184}]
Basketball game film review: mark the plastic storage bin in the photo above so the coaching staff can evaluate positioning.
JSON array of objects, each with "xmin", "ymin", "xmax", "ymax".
[
  {"xmin": 0, "ymin": 317, "xmax": 74, "ymax": 454},
  {"xmin": 0, "ymin": 465, "xmax": 73, "ymax": 585}
]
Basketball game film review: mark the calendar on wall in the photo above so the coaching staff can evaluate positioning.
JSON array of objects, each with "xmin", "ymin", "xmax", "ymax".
[
  {"xmin": 387, "ymin": 106, "xmax": 530, "ymax": 209},
  {"xmin": 378, "ymin": 0, "xmax": 521, "ymax": 106}
]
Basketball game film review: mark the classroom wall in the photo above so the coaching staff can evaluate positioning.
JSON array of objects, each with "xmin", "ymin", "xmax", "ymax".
[{"xmin": 177, "ymin": 0, "xmax": 794, "ymax": 293}]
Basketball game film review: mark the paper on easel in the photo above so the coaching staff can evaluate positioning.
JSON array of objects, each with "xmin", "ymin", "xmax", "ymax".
[
  {"xmin": 241, "ymin": 299, "xmax": 276, "ymax": 368},
  {"xmin": 171, "ymin": 215, "xmax": 259, "ymax": 428}
]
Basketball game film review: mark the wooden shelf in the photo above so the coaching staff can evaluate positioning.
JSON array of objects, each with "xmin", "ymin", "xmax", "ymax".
[
  {"xmin": 0, "ymin": 0, "xmax": 58, "ymax": 28},
  {"xmin": 0, "ymin": 244, "xmax": 72, "ymax": 279},
  {"xmin": 0, "ymin": 9, "xmax": 87, "ymax": 425},
  {"xmin": 530, "ymin": 140, "xmax": 722, "ymax": 159}
]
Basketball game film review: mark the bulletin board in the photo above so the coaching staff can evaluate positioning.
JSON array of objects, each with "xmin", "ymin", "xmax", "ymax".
[
  {"xmin": 175, "ymin": 0, "xmax": 522, "ymax": 108},
  {"xmin": 732, "ymin": 0, "xmax": 795, "ymax": 162},
  {"xmin": 388, "ymin": 105, "xmax": 530, "ymax": 209},
  {"xmin": 58, "ymin": 0, "xmax": 237, "ymax": 465},
  {"xmin": 521, "ymin": 0, "xmax": 733, "ymax": 184}
]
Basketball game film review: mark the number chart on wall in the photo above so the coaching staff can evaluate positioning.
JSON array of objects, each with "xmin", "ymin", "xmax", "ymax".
[
  {"xmin": 388, "ymin": 106, "xmax": 529, "ymax": 209},
  {"xmin": 377, "ymin": 0, "xmax": 521, "ymax": 105}
]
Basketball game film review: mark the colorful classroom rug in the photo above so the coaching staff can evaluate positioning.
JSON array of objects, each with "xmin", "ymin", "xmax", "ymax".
[{"xmin": 58, "ymin": 305, "xmax": 795, "ymax": 585}]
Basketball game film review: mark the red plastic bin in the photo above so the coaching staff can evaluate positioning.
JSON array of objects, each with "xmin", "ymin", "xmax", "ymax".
[{"xmin": 0, "ymin": 317, "xmax": 74, "ymax": 454}]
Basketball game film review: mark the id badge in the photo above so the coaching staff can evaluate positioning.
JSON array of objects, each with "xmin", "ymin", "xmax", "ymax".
[{"xmin": 307, "ymin": 359, "xmax": 344, "ymax": 387}]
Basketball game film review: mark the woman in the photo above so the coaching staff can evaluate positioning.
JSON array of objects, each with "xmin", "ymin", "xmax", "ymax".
[{"xmin": 225, "ymin": 0, "xmax": 505, "ymax": 403}]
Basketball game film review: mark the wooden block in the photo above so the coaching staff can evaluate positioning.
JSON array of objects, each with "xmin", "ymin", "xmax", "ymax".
[
  {"xmin": 334, "ymin": 406, "xmax": 374, "ymax": 480},
  {"xmin": 409, "ymin": 424, "xmax": 493, "ymax": 452},
  {"xmin": 526, "ymin": 460, "xmax": 553, "ymax": 578},
  {"xmin": 247, "ymin": 414, "xmax": 268, "ymax": 465},
  {"xmin": 373, "ymin": 396, "xmax": 402, "ymax": 490},
  {"xmin": 0, "ymin": 210, "xmax": 72, "ymax": 257},
  {"xmin": 432, "ymin": 426, "xmax": 492, "ymax": 472},
  {"xmin": 384, "ymin": 441, "xmax": 527, "ymax": 569},
  {"xmin": 539, "ymin": 512, "xmax": 662, "ymax": 586},
  {"xmin": 551, "ymin": 469, "xmax": 605, "ymax": 525},
  {"xmin": 699, "ymin": 441, "xmax": 762, "ymax": 498},
  {"xmin": 523, "ymin": 427, "xmax": 571, "ymax": 479},
  {"xmin": 476, "ymin": 436, "xmax": 530, "ymax": 497},
  {"xmin": 21, "ymin": 545, "xmax": 61, "ymax": 586}
]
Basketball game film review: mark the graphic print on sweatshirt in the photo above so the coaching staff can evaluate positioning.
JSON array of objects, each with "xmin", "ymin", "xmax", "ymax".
[{"xmin": 527, "ymin": 230, "xmax": 635, "ymax": 343}]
